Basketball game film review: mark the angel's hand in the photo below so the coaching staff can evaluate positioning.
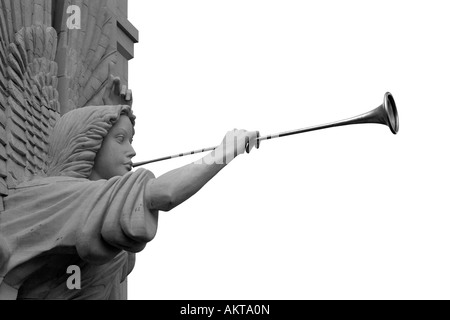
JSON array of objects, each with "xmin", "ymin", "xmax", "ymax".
[{"xmin": 102, "ymin": 63, "xmax": 133, "ymax": 106}]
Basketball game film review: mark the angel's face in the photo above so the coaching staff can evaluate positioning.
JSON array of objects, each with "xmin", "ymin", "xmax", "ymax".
[{"xmin": 89, "ymin": 115, "xmax": 136, "ymax": 180}]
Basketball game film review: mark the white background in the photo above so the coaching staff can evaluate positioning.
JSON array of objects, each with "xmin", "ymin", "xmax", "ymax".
[{"xmin": 127, "ymin": 0, "xmax": 450, "ymax": 299}]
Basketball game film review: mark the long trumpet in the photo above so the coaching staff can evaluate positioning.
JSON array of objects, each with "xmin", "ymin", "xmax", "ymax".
[{"xmin": 132, "ymin": 92, "xmax": 399, "ymax": 167}]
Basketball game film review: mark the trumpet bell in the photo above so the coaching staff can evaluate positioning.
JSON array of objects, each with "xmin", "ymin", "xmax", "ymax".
[
  {"xmin": 384, "ymin": 92, "xmax": 399, "ymax": 134},
  {"xmin": 355, "ymin": 92, "xmax": 399, "ymax": 135}
]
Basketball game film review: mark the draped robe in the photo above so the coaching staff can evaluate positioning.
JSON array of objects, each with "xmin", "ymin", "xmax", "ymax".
[
  {"xmin": 0, "ymin": 105, "xmax": 159, "ymax": 299},
  {"xmin": 0, "ymin": 168, "xmax": 157, "ymax": 299}
]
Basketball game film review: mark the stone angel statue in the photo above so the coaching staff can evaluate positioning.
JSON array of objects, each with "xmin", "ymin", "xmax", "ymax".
[{"xmin": 0, "ymin": 0, "xmax": 259, "ymax": 300}]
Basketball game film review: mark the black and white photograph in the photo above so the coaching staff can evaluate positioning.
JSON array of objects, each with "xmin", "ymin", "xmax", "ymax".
[{"xmin": 0, "ymin": 0, "xmax": 449, "ymax": 303}]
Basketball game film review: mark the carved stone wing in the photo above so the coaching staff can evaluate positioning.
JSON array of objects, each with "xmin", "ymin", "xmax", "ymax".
[
  {"xmin": 0, "ymin": 0, "xmax": 116, "ymax": 209},
  {"xmin": 0, "ymin": 0, "xmax": 60, "ymax": 199}
]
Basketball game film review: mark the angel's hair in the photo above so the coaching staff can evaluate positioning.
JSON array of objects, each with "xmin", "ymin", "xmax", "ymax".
[{"xmin": 45, "ymin": 105, "xmax": 135, "ymax": 178}]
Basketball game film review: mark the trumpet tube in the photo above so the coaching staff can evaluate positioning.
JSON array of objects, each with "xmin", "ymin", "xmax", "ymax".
[{"xmin": 132, "ymin": 92, "xmax": 399, "ymax": 167}]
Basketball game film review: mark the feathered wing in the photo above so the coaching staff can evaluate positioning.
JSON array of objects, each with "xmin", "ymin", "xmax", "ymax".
[
  {"xmin": 0, "ymin": 0, "xmax": 60, "ymax": 191},
  {"xmin": 0, "ymin": 0, "xmax": 117, "ymax": 193}
]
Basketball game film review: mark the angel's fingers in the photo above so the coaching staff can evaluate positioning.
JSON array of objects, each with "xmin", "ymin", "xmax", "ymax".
[
  {"xmin": 256, "ymin": 131, "xmax": 260, "ymax": 149},
  {"xmin": 246, "ymin": 131, "xmax": 258, "ymax": 153},
  {"xmin": 121, "ymin": 85, "xmax": 127, "ymax": 97},
  {"xmin": 126, "ymin": 89, "xmax": 132, "ymax": 101},
  {"xmin": 107, "ymin": 62, "xmax": 116, "ymax": 86},
  {"xmin": 108, "ymin": 61, "xmax": 116, "ymax": 78},
  {"xmin": 112, "ymin": 77, "xmax": 121, "ymax": 95},
  {"xmin": 245, "ymin": 136, "xmax": 250, "ymax": 153}
]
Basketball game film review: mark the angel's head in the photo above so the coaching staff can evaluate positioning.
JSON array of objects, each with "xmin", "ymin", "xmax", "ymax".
[
  {"xmin": 46, "ymin": 105, "xmax": 136, "ymax": 180},
  {"xmin": 89, "ymin": 113, "xmax": 136, "ymax": 180}
]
